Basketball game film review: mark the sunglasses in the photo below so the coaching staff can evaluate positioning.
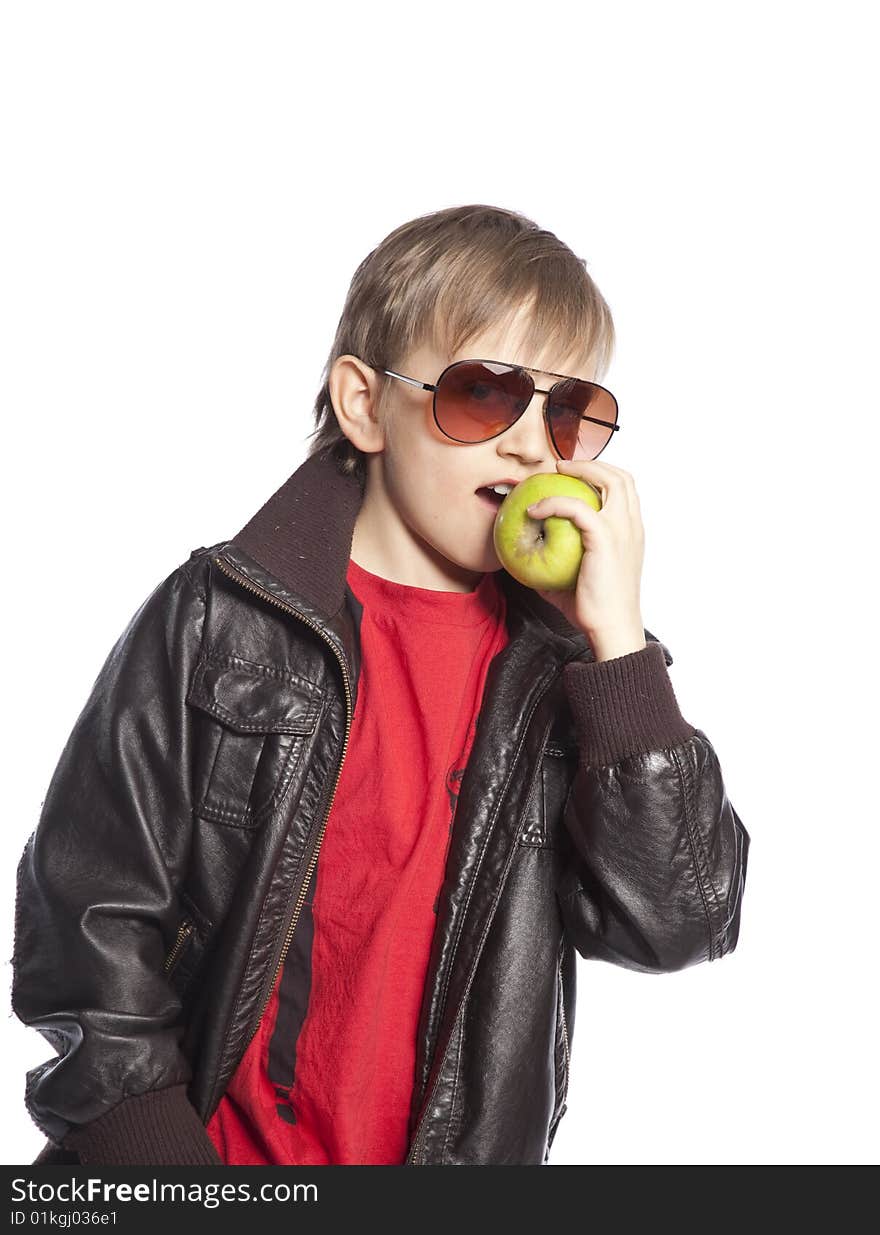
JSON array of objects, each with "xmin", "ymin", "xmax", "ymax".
[{"xmin": 366, "ymin": 358, "xmax": 619, "ymax": 461}]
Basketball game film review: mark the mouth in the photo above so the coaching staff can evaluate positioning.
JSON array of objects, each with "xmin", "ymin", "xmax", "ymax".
[
  {"xmin": 475, "ymin": 479, "xmax": 521, "ymax": 511},
  {"xmin": 476, "ymin": 487, "xmax": 507, "ymax": 511}
]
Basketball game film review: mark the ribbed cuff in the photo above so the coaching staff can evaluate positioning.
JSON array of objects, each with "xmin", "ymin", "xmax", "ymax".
[
  {"xmin": 32, "ymin": 1139, "xmax": 79, "ymax": 1166},
  {"xmin": 563, "ymin": 639, "xmax": 696, "ymax": 767},
  {"xmin": 60, "ymin": 1083, "xmax": 223, "ymax": 1167}
]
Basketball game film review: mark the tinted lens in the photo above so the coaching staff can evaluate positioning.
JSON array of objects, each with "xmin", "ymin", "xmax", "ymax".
[
  {"xmin": 434, "ymin": 361, "xmax": 532, "ymax": 443},
  {"xmin": 547, "ymin": 379, "xmax": 618, "ymax": 460}
]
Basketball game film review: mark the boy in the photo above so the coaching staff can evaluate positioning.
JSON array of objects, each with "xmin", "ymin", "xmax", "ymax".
[{"xmin": 12, "ymin": 203, "xmax": 749, "ymax": 1166}]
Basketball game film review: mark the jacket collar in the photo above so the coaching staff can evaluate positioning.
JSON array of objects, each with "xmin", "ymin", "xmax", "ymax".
[{"xmin": 220, "ymin": 448, "xmax": 594, "ymax": 660}]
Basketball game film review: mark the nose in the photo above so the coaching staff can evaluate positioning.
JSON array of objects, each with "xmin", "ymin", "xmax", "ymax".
[{"xmin": 496, "ymin": 389, "xmax": 557, "ymax": 464}]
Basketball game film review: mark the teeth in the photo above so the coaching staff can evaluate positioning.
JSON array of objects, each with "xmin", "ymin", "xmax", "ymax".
[{"xmin": 491, "ymin": 483, "xmax": 513, "ymax": 495}]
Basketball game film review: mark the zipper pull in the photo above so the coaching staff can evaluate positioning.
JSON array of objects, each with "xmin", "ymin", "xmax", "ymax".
[{"xmin": 163, "ymin": 918, "xmax": 195, "ymax": 973}]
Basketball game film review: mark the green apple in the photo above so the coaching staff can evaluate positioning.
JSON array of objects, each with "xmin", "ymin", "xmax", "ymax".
[{"xmin": 493, "ymin": 472, "xmax": 601, "ymax": 591}]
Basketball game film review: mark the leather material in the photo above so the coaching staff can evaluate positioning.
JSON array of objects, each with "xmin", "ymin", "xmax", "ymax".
[{"xmin": 13, "ymin": 448, "xmax": 750, "ymax": 1166}]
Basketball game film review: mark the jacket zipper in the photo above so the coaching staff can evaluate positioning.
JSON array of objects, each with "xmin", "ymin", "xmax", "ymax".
[
  {"xmin": 163, "ymin": 918, "xmax": 195, "ymax": 973},
  {"xmin": 556, "ymin": 945, "xmax": 570, "ymax": 1105},
  {"xmin": 543, "ymin": 943, "xmax": 570, "ymax": 1155},
  {"xmin": 404, "ymin": 707, "xmax": 556, "ymax": 1164},
  {"xmin": 545, "ymin": 945, "xmax": 571, "ymax": 1154},
  {"xmin": 211, "ymin": 554, "xmax": 353, "ymax": 1084}
]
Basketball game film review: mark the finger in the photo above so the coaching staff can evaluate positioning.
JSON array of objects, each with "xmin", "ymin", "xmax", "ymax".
[
  {"xmin": 556, "ymin": 458, "xmax": 637, "ymax": 514},
  {"xmin": 556, "ymin": 458, "xmax": 627, "ymax": 475},
  {"xmin": 556, "ymin": 458, "xmax": 635, "ymax": 491},
  {"xmin": 525, "ymin": 496, "xmax": 604, "ymax": 531}
]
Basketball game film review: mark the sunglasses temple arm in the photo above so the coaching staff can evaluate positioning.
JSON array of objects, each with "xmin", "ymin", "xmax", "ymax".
[
  {"xmin": 381, "ymin": 368, "xmax": 436, "ymax": 393},
  {"xmin": 581, "ymin": 415, "xmax": 620, "ymax": 431}
]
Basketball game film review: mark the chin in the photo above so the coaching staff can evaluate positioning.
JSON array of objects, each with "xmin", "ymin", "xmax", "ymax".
[{"xmin": 433, "ymin": 540, "xmax": 496, "ymax": 584}]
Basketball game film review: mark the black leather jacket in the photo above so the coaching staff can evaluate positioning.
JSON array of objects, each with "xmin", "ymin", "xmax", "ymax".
[{"xmin": 13, "ymin": 449, "xmax": 750, "ymax": 1166}]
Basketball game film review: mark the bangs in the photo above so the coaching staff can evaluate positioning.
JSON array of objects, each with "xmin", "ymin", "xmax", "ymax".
[{"xmin": 427, "ymin": 248, "xmax": 614, "ymax": 382}]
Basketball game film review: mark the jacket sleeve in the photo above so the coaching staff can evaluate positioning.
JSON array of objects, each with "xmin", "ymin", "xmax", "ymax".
[
  {"xmin": 556, "ymin": 634, "xmax": 750, "ymax": 974},
  {"xmin": 11, "ymin": 558, "xmax": 223, "ymax": 1166}
]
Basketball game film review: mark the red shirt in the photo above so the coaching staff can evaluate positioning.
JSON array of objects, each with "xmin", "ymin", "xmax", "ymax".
[{"xmin": 206, "ymin": 557, "xmax": 509, "ymax": 1164}]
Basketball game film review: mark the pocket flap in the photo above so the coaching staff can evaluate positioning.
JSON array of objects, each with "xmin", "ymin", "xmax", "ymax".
[{"xmin": 186, "ymin": 654, "xmax": 321, "ymax": 734}]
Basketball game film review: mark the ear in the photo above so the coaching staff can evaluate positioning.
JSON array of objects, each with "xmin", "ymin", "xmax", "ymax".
[{"xmin": 328, "ymin": 355, "xmax": 386, "ymax": 455}]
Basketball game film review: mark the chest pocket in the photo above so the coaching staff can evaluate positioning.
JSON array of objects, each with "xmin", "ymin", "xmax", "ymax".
[{"xmin": 186, "ymin": 653, "xmax": 323, "ymax": 829}]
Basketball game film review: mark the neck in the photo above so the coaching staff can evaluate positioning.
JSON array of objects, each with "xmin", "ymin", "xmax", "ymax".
[{"xmin": 350, "ymin": 478, "xmax": 484, "ymax": 594}]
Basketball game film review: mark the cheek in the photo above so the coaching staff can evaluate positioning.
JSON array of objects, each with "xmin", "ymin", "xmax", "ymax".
[
  {"xmin": 387, "ymin": 441, "xmax": 489, "ymax": 543},
  {"xmin": 393, "ymin": 446, "xmax": 461, "ymax": 510}
]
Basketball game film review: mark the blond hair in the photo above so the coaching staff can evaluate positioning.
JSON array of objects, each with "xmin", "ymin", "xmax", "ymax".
[{"xmin": 306, "ymin": 203, "xmax": 616, "ymax": 481}]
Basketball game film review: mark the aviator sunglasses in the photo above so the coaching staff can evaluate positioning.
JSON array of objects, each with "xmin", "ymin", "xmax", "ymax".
[{"xmin": 364, "ymin": 358, "xmax": 619, "ymax": 461}]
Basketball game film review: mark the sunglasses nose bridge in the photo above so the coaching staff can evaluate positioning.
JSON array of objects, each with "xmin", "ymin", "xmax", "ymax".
[{"xmin": 501, "ymin": 380, "xmax": 560, "ymax": 457}]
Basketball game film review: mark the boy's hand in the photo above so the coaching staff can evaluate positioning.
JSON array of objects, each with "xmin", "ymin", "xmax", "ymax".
[{"xmin": 526, "ymin": 459, "xmax": 647, "ymax": 661}]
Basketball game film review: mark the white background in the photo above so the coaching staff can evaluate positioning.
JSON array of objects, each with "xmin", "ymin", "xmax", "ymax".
[{"xmin": 2, "ymin": 1, "xmax": 877, "ymax": 1167}]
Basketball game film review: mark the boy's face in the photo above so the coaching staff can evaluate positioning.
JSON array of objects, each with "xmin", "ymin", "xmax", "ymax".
[{"xmin": 339, "ymin": 306, "xmax": 598, "ymax": 592}]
